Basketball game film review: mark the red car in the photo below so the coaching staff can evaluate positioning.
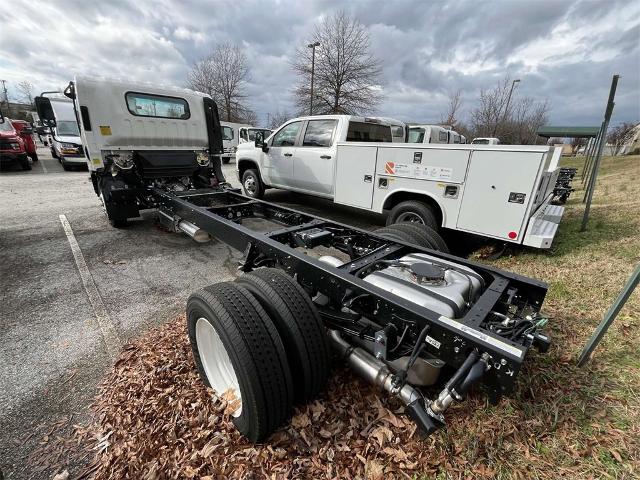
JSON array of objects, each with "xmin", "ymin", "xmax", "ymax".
[
  {"xmin": 11, "ymin": 119, "xmax": 38, "ymax": 162},
  {"xmin": 0, "ymin": 117, "xmax": 31, "ymax": 171}
]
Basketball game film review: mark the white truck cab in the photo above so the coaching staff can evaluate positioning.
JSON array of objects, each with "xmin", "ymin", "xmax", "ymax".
[
  {"xmin": 472, "ymin": 137, "xmax": 500, "ymax": 145},
  {"xmin": 35, "ymin": 96, "xmax": 84, "ymax": 170},
  {"xmin": 36, "ymin": 76, "xmax": 225, "ymax": 226},
  {"xmin": 235, "ymin": 115, "xmax": 392, "ymax": 198},
  {"xmin": 407, "ymin": 124, "xmax": 450, "ymax": 144},
  {"xmin": 220, "ymin": 122, "xmax": 251, "ymax": 164}
]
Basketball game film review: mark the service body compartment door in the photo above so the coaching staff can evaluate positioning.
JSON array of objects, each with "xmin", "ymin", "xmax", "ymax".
[
  {"xmin": 457, "ymin": 150, "xmax": 545, "ymax": 241},
  {"xmin": 334, "ymin": 144, "xmax": 378, "ymax": 209}
]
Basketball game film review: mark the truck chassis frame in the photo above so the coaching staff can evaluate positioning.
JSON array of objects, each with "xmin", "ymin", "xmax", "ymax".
[{"xmin": 148, "ymin": 186, "xmax": 549, "ymax": 430}]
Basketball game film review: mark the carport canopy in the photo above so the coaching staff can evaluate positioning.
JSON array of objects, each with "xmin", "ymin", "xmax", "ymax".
[{"xmin": 537, "ymin": 126, "xmax": 600, "ymax": 138}]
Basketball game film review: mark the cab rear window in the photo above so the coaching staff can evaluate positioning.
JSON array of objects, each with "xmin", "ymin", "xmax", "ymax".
[
  {"xmin": 346, "ymin": 122, "xmax": 392, "ymax": 142},
  {"xmin": 125, "ymin": 92, "xmax": 190, "ymax": 119}
]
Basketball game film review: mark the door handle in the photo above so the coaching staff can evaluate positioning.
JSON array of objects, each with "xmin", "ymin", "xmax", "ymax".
[
  {"xmin": 284, "ymin": 153, "xmax": 293, "ymax": 157},
  {"xmin": 363, "ymin": 175, "xmax": 372, "ymax": 183},
  {"xmin": 320, "ymin": 155, "xmax": 332, "ymax": 159}
]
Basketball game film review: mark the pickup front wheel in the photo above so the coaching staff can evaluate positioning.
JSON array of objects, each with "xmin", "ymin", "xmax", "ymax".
[{"xmin": 242, "ymin": 169, "xmax": 265, "ymax": 199}]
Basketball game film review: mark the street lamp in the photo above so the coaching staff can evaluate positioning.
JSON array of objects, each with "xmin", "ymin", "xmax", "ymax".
[
  {"xmin": 493, "ymin": 78, "xmax": 520, "ymax": 136},
  {"xmin": 307, "ymin": 42, "xmax": 320, "ymax": 115}
]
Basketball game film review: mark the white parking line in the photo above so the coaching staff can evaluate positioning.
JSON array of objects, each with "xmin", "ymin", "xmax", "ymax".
[
  {"xmin": 59, "ymin": 214, "xmax": 121, "ymax": 359},
  {"xmin": 40, "ymin": 159, "xmax": 48, "ymax": 174}
]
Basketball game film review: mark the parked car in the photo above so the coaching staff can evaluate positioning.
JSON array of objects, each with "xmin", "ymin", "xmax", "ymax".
[
  {"xmin": 372, "ymin": 117, "xmax": 407, "ymax": 142},
  {"xmin": 0, "ymin": 117, "xmax": 31, "ymax": 170},
  {"xmin": 10, "ymin": 119, "xmax": 38, "ymax": 162}
]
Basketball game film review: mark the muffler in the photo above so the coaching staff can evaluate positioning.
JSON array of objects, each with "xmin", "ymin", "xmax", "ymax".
[{"xmin": 328, "ymin": 330, "xmax": 443, "ymax": 435}]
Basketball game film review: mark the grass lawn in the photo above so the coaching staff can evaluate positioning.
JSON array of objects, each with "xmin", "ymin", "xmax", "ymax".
[{"xmin": 42, "ymin": 155, "xmax": 640, "ymax": 479}]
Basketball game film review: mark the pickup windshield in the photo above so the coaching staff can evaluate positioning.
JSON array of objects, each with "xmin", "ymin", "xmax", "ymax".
[
  {"xmin": 248, "ymin": 129, "xmax": 271, "ymax": 141},
  {"xmin": 408, "ymin": 127, "xmax": 425, "ymax": 143},
  {"xmin": 0, "ymin": 119, "xmax": 15, "ymax": 132},
  {"xmin": 347, "ymin": 122, "xmax": 392, "ymax": 142},
  {"xmin": 57, "ymin": 121, "xmax": 80, "ymax": 136}
]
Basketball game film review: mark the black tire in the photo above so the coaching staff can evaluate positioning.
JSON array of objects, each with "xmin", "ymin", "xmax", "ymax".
[
  {"xmin": 187, "ymin": 282, "xmax": 294, "ymax": 442},
  {"xmin": 374, "ymin": 225, "xmax": 424, "ymax": 246},
  {"xmin": 387, "ymin": 222, "xmax": 449, "ymax": 253},
  {"xmin": 241, "ymin": 168, "xmax": 264, "ymax": 199},
  {"xmin": 222, "ymin": 157, "xmax": 231, "ymax": 164},
  {"xmin": 20, "ymin": 156, "xmax": 32, "ymax": 171},
  {"xmin": 31, "ymin": 152, "xmax": 38, "ymax": 162},
  {"xmin": 237, "ymin": 268, "xmax": 330, "ymax": 404},
  {"xmin": 62, "ymin": 163, "xmax": 72, "ymax": 171},
  {"xmin": 51, "ymin": 148, "xmax": 59, "ymax": 160},
  {"xmin": 386, "ymin": 200, "xmax": 439, "ymax": 229}
]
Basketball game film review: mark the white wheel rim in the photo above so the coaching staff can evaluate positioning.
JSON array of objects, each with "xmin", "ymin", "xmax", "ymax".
[{"xmin": 196, "ymin": 317, "xmax": 243, "ymax": 417}]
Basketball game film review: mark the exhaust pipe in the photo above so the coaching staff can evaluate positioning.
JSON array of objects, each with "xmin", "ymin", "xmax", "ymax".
[
  {"xmin": 328, "ymin": 330, "xmax": 443, "ymax": 435},
  {"xmin": 177, "ymin": 219, "xmax": 210, "ymax": 243},
  {"xmin": 158, "ymin": 210, "xmax": 210, "ymax": 243}
]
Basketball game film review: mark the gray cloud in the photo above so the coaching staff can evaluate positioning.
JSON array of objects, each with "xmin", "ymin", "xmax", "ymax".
[{"xmin": 0, "ymin": 0, "xmax": 637, "ymax": 128}]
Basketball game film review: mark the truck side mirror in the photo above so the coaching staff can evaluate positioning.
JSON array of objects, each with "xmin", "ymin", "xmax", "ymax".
[{"xmin": 254, "ymin": 132, "xmax": 269, "ymax": 152}]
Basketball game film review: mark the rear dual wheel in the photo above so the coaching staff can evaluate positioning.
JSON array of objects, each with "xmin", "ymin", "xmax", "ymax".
[
  {"xmin": 375, "ymin": 222, "xmax": 449, "ymax": 253},
  {"xmin": 187, "ymin": 270, "xmax": 329, "ymax": 442}
]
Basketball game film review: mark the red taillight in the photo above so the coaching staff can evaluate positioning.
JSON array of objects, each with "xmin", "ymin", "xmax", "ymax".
[{"xmin": 508, "ymin": 231, "xmax": 517, "ymax": 239}]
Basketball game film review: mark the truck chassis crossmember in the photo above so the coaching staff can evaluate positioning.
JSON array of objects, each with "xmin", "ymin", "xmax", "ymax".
[{"xmin": 152, "ymin": 186, "xmax": 550, "ymax": 436}]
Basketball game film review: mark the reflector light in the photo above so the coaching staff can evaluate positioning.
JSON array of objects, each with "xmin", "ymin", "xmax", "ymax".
[{"xmin": 508, "ymin": 231, "xmax": 517, "ymax": 239}]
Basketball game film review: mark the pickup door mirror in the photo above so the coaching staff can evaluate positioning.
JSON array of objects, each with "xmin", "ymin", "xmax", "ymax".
[
  {"xmin": 22, "ymin": 127, "xmax": 34, "ymax": 135},
  {"xmin": 254, "ymin": 131, "xmax": 269, "ymax": 152}
]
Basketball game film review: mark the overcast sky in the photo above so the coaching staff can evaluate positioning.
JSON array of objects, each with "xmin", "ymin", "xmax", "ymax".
[{"xmin": 1, "ymin": 0, "xmax": 638, "ymax": 127}]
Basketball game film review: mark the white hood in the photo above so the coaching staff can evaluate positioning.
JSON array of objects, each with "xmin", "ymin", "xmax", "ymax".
[{"xmin": 56, "ymin": 135, "xmax": 82, "ymax": 145}]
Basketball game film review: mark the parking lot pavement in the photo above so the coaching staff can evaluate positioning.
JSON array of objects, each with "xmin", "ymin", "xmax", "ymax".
[{"xmin": 0, "ymin": 151, "xmax": 384, "ymax": 478}]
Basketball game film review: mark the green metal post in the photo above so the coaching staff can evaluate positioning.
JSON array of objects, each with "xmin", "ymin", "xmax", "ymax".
[
  {"xmin": 578, "ymin": 265, "xmax": 640, "ymax": 366},
  {"xmin": 580, "ymin": 74, "xmax": 619, "ymax": 230}
]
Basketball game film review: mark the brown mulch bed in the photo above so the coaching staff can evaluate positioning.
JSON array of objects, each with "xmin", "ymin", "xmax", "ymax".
[{"xmin": 36, "ymin": 310, "xmax": 633, "ymax": 480}]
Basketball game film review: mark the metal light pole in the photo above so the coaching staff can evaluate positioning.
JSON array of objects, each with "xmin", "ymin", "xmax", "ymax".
[
  {"xmin": 307, "ymin": 42, "xmax": 320, "ymax": 115},
  {"xmin": 493, "ymin": 78, "xmax": 520, "ymax": 136}
]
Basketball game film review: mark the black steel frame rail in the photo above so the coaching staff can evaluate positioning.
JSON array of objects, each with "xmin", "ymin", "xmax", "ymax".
[{"xmin": 152, "ymin": 187, "xmax": 548, "ymax": 395}]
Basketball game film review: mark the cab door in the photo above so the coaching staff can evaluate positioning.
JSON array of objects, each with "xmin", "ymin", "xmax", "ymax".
[
  {"xmin": 263, "ymin": 120, "xmax": 303, "ymax": 187},
  {"xmin": 292, "ymin": 119, "xmax": 338, "ymax": 195}
]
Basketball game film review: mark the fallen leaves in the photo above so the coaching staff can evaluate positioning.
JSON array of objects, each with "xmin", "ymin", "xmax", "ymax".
[{"xmin": 57, "ymin": 312, "xmax": 638, "ymax": 480}]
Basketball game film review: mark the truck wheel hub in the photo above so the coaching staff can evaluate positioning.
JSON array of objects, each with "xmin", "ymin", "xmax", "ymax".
[{"xmin": 195, "ymin": 317, "xmax": 243, "ymax": 417}]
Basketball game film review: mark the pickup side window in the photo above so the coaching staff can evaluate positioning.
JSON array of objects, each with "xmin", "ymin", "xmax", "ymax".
[
  {"xmin": 239, "ymin": 128, "xmax": 248, "ymax": 141},
  {"xmin": 272, "ymin": 121, "xmax": 302, "ymax": 147},
  {"xmin": 222, "ymin": 126, "xmax": 234, "ymax": 141},
  {"xmin": 346, "ymin": 122, "xmax": 392, "ymax": 142},
  {"xmin": 438, "ymin": 131, "xmax": 448, "ymax": 142},
  {"xmin": 453, "ymin": 134, "xmax": 461, "ymax": 144},
  {"xmin": 391, "ymin": 126, "xmax": 404, "ymax": 138},
  {"xmin": 125, "ymin": 92, "xmax": 190, "ymax": 119},
  {"xmin": 408, "ymin": 127, "xmax": 425, "ymax": 143},
  {"xmin": 302, "ymin": 120, "xmax": 337, "ymax": 147}
]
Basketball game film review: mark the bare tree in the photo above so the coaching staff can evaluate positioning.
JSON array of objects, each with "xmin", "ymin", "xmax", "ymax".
[
  {"xmin": 292, "ymin": 11, "xmax": 383, "ymax": 115},
  {"xmin": 16, "ymin": 81, "xmax": 35, "ymax": 106},
  {"xmin": 267, "ymin": 110, "xmax": 293, "ymax": 129},
  {"xmin": 187, "ymin": 43, "xmax": 249, "ymax": 122},
  {"xmin": 607, "ymin": 122, "xmax": 636, "ymax": 155},
  {"xmin": 440, "ymin": 89, "xmax": 462, "ymax": 129},
  {"xmin": 470, "ymin": 76, "xmax": 548, "ymax": 144}
]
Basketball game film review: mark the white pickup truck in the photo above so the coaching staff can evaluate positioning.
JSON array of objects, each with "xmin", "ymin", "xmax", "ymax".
[{"xmin": 236, "ymin": 114, "xmax": 565, "ymax": 249}]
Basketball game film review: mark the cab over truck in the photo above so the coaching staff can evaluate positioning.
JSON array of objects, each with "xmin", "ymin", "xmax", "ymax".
[
  {"xmin": 51, "ymin": 77, "xmax": 552, "ymax": 443},
  {"xmin": 237, "ymin": 116, "xmax": 566, "ymax": 249}
]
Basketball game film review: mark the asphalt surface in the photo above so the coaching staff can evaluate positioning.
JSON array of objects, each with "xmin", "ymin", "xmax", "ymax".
[{"xmin": 0, "ymin": 146, "xmax": 389, "ymax": 479}]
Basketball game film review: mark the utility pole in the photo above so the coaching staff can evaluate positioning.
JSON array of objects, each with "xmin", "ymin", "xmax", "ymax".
[
  {"xmin": 307, "ymin": 42, "xmax": 320, "ymax": 115},
  {"xmin": 493, "ymin": 78, "xmax": 520, "ymax": 136}
]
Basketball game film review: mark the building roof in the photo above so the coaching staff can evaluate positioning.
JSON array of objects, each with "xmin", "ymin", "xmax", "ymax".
[{"xmin": 537, "ymin": 126, "xmax": 600, "ymax": 138}]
